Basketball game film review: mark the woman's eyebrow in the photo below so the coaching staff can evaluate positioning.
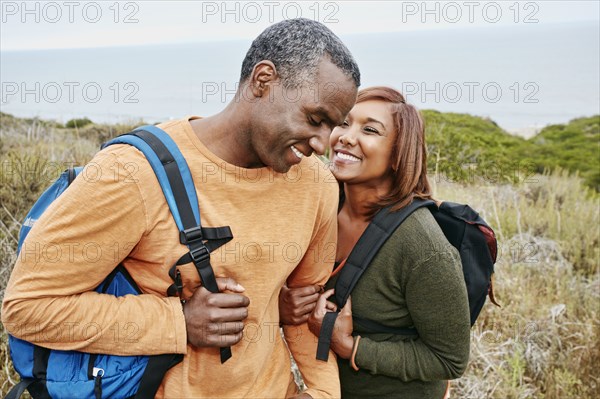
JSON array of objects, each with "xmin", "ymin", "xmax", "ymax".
[{"xmin": 364, "ymin": 117, "xmax": 385, "ymax": 128}]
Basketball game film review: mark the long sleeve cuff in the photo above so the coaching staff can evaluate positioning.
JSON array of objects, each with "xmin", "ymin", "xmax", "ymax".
[{"xmin": 168, "ymin": 296, "xmax": 188, "ymax": 354}]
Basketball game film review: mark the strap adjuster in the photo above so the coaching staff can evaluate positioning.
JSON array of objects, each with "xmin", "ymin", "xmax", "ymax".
[
  {"xmin": 189, "ymin": 245, "xmax": 210, "ymax": 265},
  {"xmin": 174, "ymin": 269, "xmax": 183, "ymax": 294},
  {"xmin": 180, "ymin": 226, "xmax": 203, "ymax": 245}
]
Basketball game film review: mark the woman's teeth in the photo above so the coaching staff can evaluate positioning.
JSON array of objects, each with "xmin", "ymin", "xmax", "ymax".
[{"xmin": 337, "ymin": 152, "xmax": 360, "ymax": 162}]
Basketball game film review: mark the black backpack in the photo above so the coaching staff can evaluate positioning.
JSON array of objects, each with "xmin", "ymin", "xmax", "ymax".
[{"xmin": 316, "ymin": 198, "xmax": 499, "ymax": 361}]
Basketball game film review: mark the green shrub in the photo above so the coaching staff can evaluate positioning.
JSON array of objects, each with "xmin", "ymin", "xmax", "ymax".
[
  {"xmin": 528, "ymin": 116, "xmax": 600, "ymax": 191},
  {"xmin": 65, "ymin": 117, "xmax": 93, "ymax": 129},
  {"xmin": 423, "ymin": 110, "xmax": 536, "ymax": 185}
]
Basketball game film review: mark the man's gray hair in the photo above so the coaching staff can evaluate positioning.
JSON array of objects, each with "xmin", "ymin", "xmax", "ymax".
[{"xmin": 240, "ymin": 18, "xmax": 360, "ymax": 89}]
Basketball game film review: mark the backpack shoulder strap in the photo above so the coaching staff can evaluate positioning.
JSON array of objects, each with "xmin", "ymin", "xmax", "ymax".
[
  {"xmin": 102, "ymin": 125, "xmax": 200, "ymax": 233},
  {"xmin": 102, "ymin": 125, "xmax": 233, "ymax": 363},
  {"xmin": 334, "ymin": 198, "xmax": 435, "ymax": 308},
  {"xmin": 316, "ymin": 198, "xmax": 434, "ymax": 361},
  {"xmin": 5, "ymin": 379, "xmax": 35, "ymax": 399}
]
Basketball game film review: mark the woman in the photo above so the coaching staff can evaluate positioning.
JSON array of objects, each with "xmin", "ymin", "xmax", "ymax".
[{"xmin": 279, "ymin": 87, "xmax": 471, "ymax": 398}]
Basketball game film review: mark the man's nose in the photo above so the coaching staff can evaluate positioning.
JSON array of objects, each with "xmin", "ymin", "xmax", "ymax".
[{"xmin": 308, "ymin": 126, "xmax": 331, "ymax": 156}]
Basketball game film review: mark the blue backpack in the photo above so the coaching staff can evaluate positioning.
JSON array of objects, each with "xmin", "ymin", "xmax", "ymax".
[{"xmin": 7, "ymin": 126, "xmax": 234, "ymax": 399}]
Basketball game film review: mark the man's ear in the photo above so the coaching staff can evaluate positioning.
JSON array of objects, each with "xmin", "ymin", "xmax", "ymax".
[{"xmin": 249, "ymin": 60, "xmax": 278, "ymax": 98}]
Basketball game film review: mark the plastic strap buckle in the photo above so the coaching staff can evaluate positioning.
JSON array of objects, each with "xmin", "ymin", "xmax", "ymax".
[
  {"xmin": 189, "ymin": 244, "xmax": 210, "ymax": 265},
  {"xmin": 180, "ymin": 226, "xmax": 203, "ymax": 245}
]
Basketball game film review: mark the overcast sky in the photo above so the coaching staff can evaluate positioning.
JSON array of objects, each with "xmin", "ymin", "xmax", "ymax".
[{"xmin": 1, "ymin": 1, "xmax": 599, "ymax": 50}]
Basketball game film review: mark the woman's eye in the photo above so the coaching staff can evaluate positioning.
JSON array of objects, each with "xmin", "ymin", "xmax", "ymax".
[
  {"xmin": 342, "ymin": 120, "xmax": 349, "ymax": 127},
  {"xmin": 364, "ymin": 126, "xmax": 379, "ymax": 134}
]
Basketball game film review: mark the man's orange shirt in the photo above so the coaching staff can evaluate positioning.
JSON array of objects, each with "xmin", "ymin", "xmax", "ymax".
[{"xmin": 2, "ymin": 117, "xmax": 340, "ymax": 398}]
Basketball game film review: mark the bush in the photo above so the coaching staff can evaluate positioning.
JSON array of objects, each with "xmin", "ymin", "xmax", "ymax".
[
  {"xmin": 65, "ymin": 117, "xmax": 93, "ymax": 129},
  {"xmin": 528, "ymin": 116, "xmax": 600, "ymax": 191},
  {"xmin": 423, "ymin": 110, "xmax": 535, "ymax": 186}
]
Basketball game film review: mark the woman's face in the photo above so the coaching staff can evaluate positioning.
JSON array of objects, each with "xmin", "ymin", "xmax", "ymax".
[{"xmin": 329, "ymin": 99, "xmax": 397, "ymax": 186}]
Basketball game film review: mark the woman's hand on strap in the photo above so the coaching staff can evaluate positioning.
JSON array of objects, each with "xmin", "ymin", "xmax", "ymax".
[
  {"xmin": 307, "ymin": 288, "xmax": 335, "ymax": 337},
  {"xmin": 330, "ymin": 297, "xmax": 355, "ymax": 359},
  {"xmin": 308, "ymin": 290, "xmax": 354, "ymax": 359},
  {"xmin": 279, "ymin": 284, "xmax": 323, "ymax": 325}
]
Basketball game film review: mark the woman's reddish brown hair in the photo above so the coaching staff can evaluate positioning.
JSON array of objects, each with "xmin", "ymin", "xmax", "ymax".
[{"xmin": 355, "ymin": 86, "xmax": 433, "ymax": 217}]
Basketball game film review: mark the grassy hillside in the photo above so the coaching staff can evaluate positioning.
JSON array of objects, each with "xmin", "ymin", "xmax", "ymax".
[
  {"xmin": 528, "ymin": 116, "xmax": 600, "ymax": 191},
  {"xmin": 423, "ymin": 111, "xmax": 599, "ymax": 192},
  {"xmin": 423, "ymin": 110, "xmax": 534, "ymax": 185},
  {"xmin": 0, "ymin": 112, "xmax": 598, "ymax": 398}
]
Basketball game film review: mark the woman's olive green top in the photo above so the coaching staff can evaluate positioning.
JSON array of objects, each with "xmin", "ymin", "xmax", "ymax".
[{"xmin": 327, "ymin": 207, "xmax": 471, "ymax": 399}]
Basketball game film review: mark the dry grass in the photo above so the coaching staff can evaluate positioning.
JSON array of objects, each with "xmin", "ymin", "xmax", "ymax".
[
  {"xmin": 1, "ymin": 116, "xmax": 598, "ymax": 398},
  {"xmin": 434, "ymin": 175, "xmax": 599, "ymax": 399},
  {"xmin": 0, "ymin": 115, "xmax": 136, "ymax": 397}
]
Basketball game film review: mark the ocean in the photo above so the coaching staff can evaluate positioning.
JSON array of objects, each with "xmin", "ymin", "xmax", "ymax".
[{"xmin": 1, "ymin": 21, "xmax": 598, "ymax": 134}]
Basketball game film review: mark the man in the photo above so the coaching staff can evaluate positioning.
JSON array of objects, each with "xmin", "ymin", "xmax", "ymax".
[{"xmin": 2, "ymin": 18, "xmax": 359, "ymax": 398}]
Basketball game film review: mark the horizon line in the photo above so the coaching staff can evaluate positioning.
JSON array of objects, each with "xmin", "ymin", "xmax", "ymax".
[{"xmin": 1, "ymin": 19, "xmax": 597, "ymax": 53}]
